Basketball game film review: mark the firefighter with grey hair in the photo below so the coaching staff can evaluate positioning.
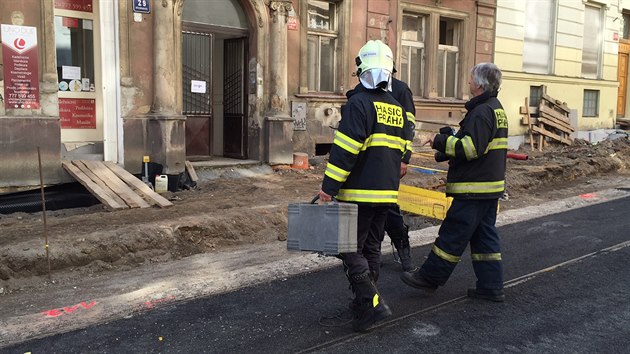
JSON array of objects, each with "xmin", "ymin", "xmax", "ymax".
[
  {"xmin": 318, "ymin": 39, "xmax": 414, "ymax": 331},
  {"xmin": 401, "ymin": 62, "xmax": 509, "ymax": 302}
]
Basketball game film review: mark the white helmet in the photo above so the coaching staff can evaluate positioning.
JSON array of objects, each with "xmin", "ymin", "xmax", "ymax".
[{"xmin": 355, "ymin": 40, "xmax": 394, "ymax": 90}]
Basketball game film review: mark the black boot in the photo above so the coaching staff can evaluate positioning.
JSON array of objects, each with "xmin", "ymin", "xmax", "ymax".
[
  {"xmin": 391, "ymin": 226, "xmax": 416, "ymax": 272},
  {"xmin": 467, "ymin": 288, "xmax": 505, "ymax": 302},
  {"xmin": 350, "ymin": 272, "xmax": 392, "ymax": 332}
]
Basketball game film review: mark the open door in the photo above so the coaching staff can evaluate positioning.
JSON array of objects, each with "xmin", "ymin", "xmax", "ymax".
[{"xmin": 223, "ymin": 38, "xmax": 248, "ymax": 159}]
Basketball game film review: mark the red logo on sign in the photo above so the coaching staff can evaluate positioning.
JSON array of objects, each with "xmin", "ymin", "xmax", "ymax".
[{"xmin": 13, "ymin": 38, "xmax": 26, "ymax": 50}]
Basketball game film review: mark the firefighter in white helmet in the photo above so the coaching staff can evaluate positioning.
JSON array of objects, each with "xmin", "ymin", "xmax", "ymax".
[{"xmin": 319, "ymin": 39, "xmax": 414, "ymax": 332}]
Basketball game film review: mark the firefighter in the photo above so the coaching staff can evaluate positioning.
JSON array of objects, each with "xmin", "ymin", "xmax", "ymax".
[
  {"xmin": 400, "ymin": 62, "xmax": 508, "ymax": 302},
  {"xmin": 318, "ymin": 40, "xmax": 414, "ymax": 332},
  {"xmin": 386, "ymin": 71, "xmax": 417, "ymax": 272}
]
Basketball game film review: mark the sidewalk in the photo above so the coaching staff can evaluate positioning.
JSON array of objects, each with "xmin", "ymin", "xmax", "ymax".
[{"xmin": 1, "ymin": 187, "xmax": 629, "ymax": 348}]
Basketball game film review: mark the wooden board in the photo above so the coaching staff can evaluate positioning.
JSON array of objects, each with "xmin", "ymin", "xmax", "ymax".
[
  {"xmin": 185, "ymin": 161, "xmax": 199, "ymax": 182},
  {"xmin": 103, "ymin": 161, "xmax": 173, "ymax": 208},
  {"xmin": 63, "ymin": 160, "xmax": 173, "ymax": 210},
  {"xmin": 71, "ymin": 161, "xmax": 129, "ymax": 208},
  {"xmin": 539, "ymin": 104, "xmax": 571, "ymax": 125},
  {"xmin": 62, "ymin": 161, "xmax": 126, "ymax": 210},
  {"xmin": 82, "ymin": 160, "xmax": 150, "ymax": 208},
  {"xmin": 538, "ymin": 117, "xmax": 575, "ymax": 137},
  {"xmin": 531, "ymin": 124, "xmax": 572, "ymax": 145},
  {"xmin": 524, "ymin": 98, "xmax": 534, "ymax": 150}
]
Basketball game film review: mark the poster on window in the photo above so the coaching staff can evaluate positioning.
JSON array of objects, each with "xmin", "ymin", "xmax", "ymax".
[
  {"xmin": 1, "ymin": 24, "xmax": 40, "ymax": 109},
  {"xmin": 59, "ymin": 98, "xmax": 96, "ymax": 129}
]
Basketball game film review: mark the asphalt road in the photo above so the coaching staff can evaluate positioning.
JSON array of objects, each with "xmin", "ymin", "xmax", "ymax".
[{"xmin": 4, "ymin": 195, "xmax": 630, "ymax": 354}]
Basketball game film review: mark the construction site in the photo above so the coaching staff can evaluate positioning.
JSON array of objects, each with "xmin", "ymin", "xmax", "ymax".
[{"xmin": 1, "ymin": 132, "xmax": 630, "ymax": 297}]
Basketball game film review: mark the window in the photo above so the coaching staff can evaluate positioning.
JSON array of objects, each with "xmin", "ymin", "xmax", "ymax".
[
  {"xmin": 307, "ymin": 1, "xmax": 337, "ymax": 92},
  {"xmin": 523, "ymin": 0, "xmax": 555, "ymax": 74},
  {"xmin": 55, "ymin": 16, "xmax": 95, "ymax": 91},
  {"xmin": 438, "ymin": 18, "xmax": 460, "ymax": 98},
  {"xmin": 529, "ymin": 85, "xmax": 543, "ymax": 109},
  {"xmin": 400, "ymin": 14, "xmax": 425, "ymax": 96},
  {"xmin": 582, "ymin": 5, "xmax": 603, "ymax": 79},
  {"xmin": 623, "ymin": 13, "xmax": 630, "ymax": 40},
  {"xmin": 583, "ymin": 90, "xmax": 599, "ymax": 117}
]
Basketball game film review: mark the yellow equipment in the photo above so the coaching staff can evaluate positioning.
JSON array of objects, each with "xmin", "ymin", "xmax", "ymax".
[
  {"xmin": 397, "ymin": 184, "xmax": 452, "ymax": 220},
  {"xmin": 398, "ymin": 184, "xmax": 500, "ymax": 220}
]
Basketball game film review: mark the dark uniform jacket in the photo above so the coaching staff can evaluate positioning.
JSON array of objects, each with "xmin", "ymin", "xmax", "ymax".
[
  {"xmin": 391, "ymin": 78, "xmax": 416, "ymax": 164},
  {"xmin": 322, "ymin": 83, "xmax": 414, "ymax": 204},
  {"xmin": 432, "ymin": 90, "xmax": 508, "ymax": 199}
]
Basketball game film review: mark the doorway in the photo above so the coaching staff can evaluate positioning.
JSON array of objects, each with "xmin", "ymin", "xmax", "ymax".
[
  {"xmin": 181, "ymin": 0, "xmax": 250, "ymax": 160},
  {"xmin": 223, "ymin": 38, "xmax": 248, "ymax": 159}
]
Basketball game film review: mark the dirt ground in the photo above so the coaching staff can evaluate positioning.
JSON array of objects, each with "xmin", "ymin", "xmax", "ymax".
[{"xmin": 1, "ymin": 135, "xmax": 630, "ymax": 297}]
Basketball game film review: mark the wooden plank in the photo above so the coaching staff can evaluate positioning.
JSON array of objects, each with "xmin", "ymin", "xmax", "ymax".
[
  {"xmin": 185, "ymin": 161, "xmax": 199, "ymax": 182},
  {"xmin": 524, "ymin": 97, "xmax": 534, "ymax": 150},
  {"xmin": 62, "ymin": 161, "xmax": 126, "ymax": 210},
  {"xmin": 539, "ymin": 104, "xmax": 572, "ymax": 127},
  {"xmin": 72, "ymin": 161, "xmax": 129, "ymax": 208},
  {"xmin": 537, "ymin": 123, "xmax": 544, "ymax": 151},
  {"xmin": 103, "ymin": 161, "xmax": 173, "ymax": 208},
  {"xmin": 538, "ymin": 110, "xmax": 574, "ymax": 133},
  {"xmin": 82, "ymin": 160, "xmax": 150, "ymax": 209},
  {"xmin": 541, "ymin": 93, "xmax": 570, "ymax": 113},
  {"xmin": 531, "ymin": 125, "xmax": 572, "ymax": 145},
  {"xmin": 538, "ymin": 117, "xmax": 575, "ymax": 137}
]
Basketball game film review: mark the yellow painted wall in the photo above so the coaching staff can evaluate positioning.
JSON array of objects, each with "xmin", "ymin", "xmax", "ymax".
[
  {"xmin": 495, "ymin": 0, "xmax": 620, "ymax": 136},
  {"xmin": 496, "ymin": 72, "xmax": 617, "ymax": 135}
]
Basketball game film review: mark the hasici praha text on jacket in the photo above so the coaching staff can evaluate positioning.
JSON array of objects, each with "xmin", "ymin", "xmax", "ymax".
[
  {"xmin": 322, "ymin": 84, "xmax": 415, "ymax": 204},
  {"xmin": 432, "ymin": 90, "xmax": 508, "ymax": 200}
]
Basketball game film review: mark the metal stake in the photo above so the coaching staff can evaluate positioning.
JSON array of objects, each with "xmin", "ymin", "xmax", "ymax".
[{"xmin": 37, "ymin": 147, "xmax": 52, "ymax": 282}]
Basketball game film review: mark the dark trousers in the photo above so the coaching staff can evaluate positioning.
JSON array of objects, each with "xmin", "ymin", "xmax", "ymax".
[
  {"xmin": 419, "ymin": 198, "xmax": 503, "ymax": 290},
  {"xmin": 341, "ymin": 205, "xmax": 389, "ymax": 281},
  {"xmin": 384, "ymin": 205, "xmax": 408, "ymax": 245}
]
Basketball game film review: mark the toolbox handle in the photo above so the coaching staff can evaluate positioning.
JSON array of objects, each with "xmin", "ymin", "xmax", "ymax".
[{"xmin": 310, "ymin": 195, "xmax": 338, "ymax": 204}]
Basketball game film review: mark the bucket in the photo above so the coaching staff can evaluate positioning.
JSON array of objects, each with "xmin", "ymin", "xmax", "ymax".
[
  {"xmin": 292, "ymin": 152, "xmax": 309, "ymax": 170},
  {"xmin": 155, "ymin": 175, "xmax": 168, "ymax": 193}
]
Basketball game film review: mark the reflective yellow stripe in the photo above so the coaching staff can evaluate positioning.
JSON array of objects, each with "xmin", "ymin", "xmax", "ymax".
[
  {"xmin": 405, "ymin": 140, "xmax": 413, "ymax": 153},
  {"xmin": 324, "ymin": 163, "xmax": 350, "ymax": 182},
  {"xmin": 446, "ymin": 180, "xmax": 505, "ymax": 194},
  {"xmin": 406, "ymin": 112, "xmax": 416, "ymax": 123},
  {"xmin": 461, "ymin": 135, "xmax": 477, "ymax": 160},
  {"xmin": 432, "ymin": 244, "xmax": 460, "ymax": 263},
  {"xmin": 336, "ymin": 189, "xmax": 398, "ymax": 203},
  {"xmin": 445, "ymin": 135, "xmax": 457, "ymax": 157},
  {"xmin": 361, "ymin": 133, "xmax": 407, "ymax": 152},
  {"xmin": 373, "ymin": 293, "xmax": 380, "ymax": 307},
  {"xmin": 472, "ymin": 253, "xmax": 502, "ymax": 261},
  {"xmin": 333, "ymin": 131, "xmax": 362, "ymax": 155},
  {"xmin": 485, "ymin": 137, "xmax": 508, "ymax": 153}
]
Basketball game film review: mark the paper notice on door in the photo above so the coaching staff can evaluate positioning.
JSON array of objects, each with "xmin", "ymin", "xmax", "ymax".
[
  {"xmin": 62, "ymin": 66, "xmax": 81, "ymax": 80},
  {"xmin": 191, "ymin": 80, "xmax": 207, "ymax": 93}
]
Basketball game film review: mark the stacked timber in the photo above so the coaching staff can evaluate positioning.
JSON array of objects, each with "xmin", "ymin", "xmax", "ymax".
[{"xmin": 520, "ymin": 88, "xmax": 574, "ymax": 151}]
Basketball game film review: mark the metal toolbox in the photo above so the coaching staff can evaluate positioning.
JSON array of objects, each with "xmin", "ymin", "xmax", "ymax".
[{"xmin": 287, "ymin": 197, "xmax": 358, "ymax": 255}]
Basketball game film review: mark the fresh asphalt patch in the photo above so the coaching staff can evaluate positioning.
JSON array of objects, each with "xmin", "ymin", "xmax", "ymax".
[{"xmin": 5, "ymin": 196, "xmax": 630, "ymax": 353}]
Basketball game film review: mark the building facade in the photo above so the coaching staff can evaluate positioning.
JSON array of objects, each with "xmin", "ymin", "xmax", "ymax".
[
  {"xmin": 0, "ymin": 0, "xmax": 496, "ymax": 191},
  {"xmin": 495, "ymin": 0, "xmax": 623, "ymax": 147}
]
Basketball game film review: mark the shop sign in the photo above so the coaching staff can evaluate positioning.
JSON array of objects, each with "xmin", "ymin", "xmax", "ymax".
[
  {"xmin": 59, "ymin": 98, "xmax": 96, "ymax": 129},
  {"xmin": 133, "ymin": 0, "xmax": 151, "ymax": 14},
  {"xmin": 1, "ymin": 24, "xmax": 40, "ymax": 109},
  {"xmin": 54, "ymin": 0, "xmax": 93, "ymax": 13}
]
